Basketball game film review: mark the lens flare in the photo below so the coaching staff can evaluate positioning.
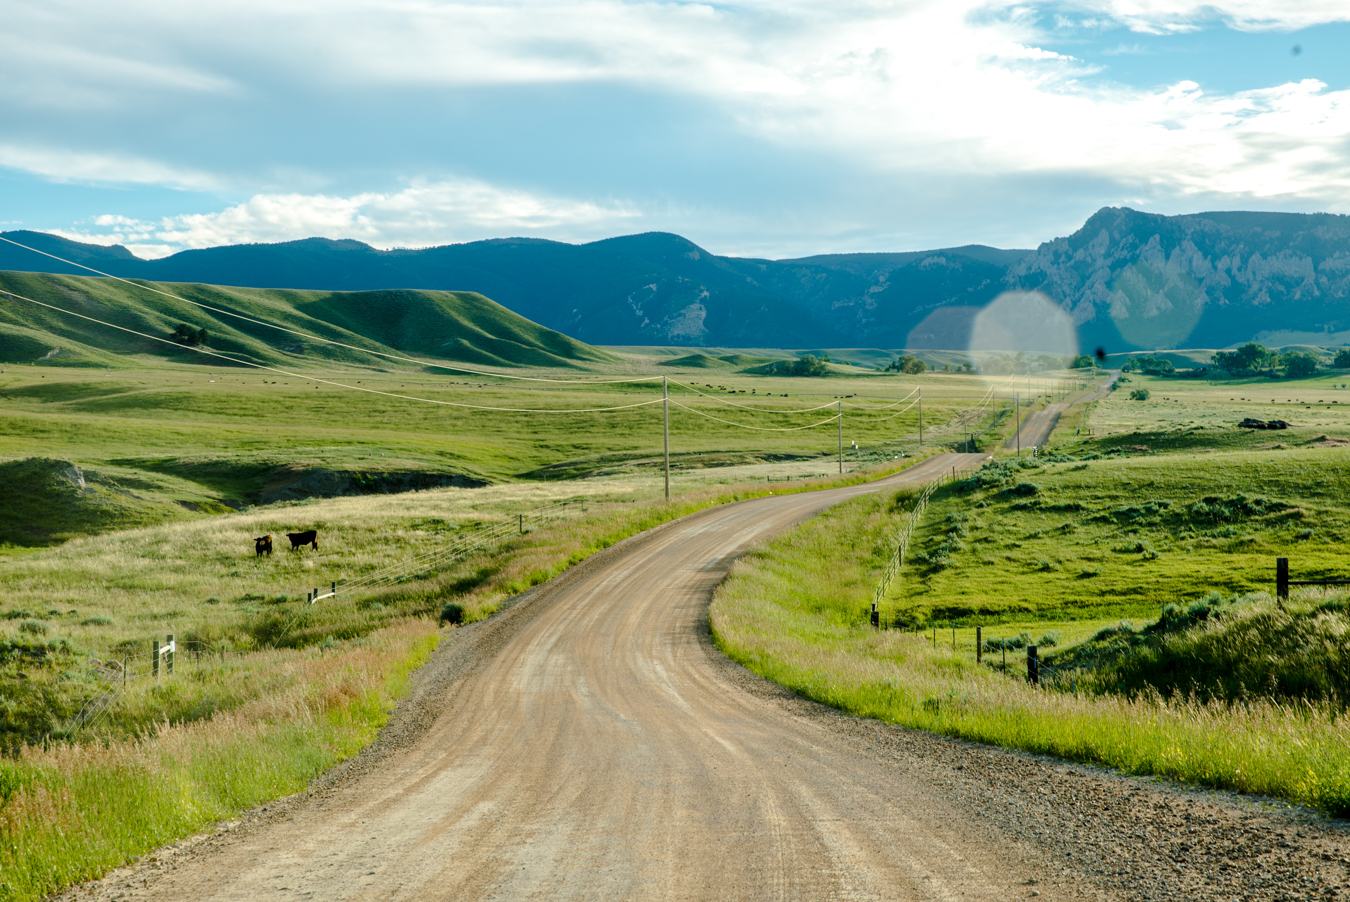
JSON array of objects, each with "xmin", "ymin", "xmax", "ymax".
[
  {"xmin": 968, "ymin": 291, "xmax": 1078, "ymax": 383},
  {"xmin": 1107, "ymin": 261, "xmax": 1205, "ymax": 350}
]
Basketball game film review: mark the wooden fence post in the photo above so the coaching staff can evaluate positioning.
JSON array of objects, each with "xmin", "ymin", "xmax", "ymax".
[
  {"xmin": 1276, "ymin": 557, "xmax": 1289, "ymax": 601},
  {"xmin": 976, "ymin": 626, "xmax": 982, "ymax": 664},
  {"xmin": 870, "ymin": 602, "xmax": 879, "ymax": 629},
  {"xmin": 1027, "ymin": 645, "xmax": 1039, "ymax": 685},
  {"xmin": 166, "ymin": 634, "xmax": 174, "ymax": 675},
  {"xmin": 152, "ymin": 639, "xmax": 160, "ymax": 679}
]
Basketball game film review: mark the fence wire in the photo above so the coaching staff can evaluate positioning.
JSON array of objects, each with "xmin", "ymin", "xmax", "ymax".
[{"xmin": 871, "ymin": 479, "xmax": 940, "ymax": 611}]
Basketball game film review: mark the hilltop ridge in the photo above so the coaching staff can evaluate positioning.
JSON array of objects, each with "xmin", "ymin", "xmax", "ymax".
[
  {"xmin": 7, "ymin": 207, "xmax": 1350, "ymax": 351},
  {"xmin": 0, "ymin": 270, "xmax": 614, "ymax": 370}
]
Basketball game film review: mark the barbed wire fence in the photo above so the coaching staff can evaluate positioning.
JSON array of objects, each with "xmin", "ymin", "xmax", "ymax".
[{"xmin": 867, "ymin": 478, "xmax": 941, "ymax": 628}]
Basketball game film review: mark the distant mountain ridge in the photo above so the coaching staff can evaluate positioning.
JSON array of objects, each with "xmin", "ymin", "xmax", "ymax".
[
  {"xmin": 0, "ymin": 230, "xmax": 1026, "ymax": 350},
  {"xmin": 1009, "ymin": 207, "xmax": 1350, "ymax": 352},
  {"xmin": 6, "ymin": 206, "xmax": 1350, "ymax": 352}
]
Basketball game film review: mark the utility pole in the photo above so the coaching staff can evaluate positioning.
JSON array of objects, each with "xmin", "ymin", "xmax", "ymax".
[
  {"xmin": 837, "ymin": 400, "xmax": 843, "ymax": 474},
  {"xmin": 663, "ymin": 376, "xmax": 670, "ymax": 501},
  {"xmin": 1015, "ymin": 391, "xmax": 1021, "ymax": 458}
]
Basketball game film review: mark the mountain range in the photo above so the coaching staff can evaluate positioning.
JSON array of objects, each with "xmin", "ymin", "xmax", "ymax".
[{"xmin": 5, "ymin": 206, "xmax": 1350, "ymax": 354}]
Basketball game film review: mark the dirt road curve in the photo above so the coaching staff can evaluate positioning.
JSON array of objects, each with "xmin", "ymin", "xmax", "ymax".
[
  {"xmin": 1005, "ymin": 373, "xmax": 1120, "ymax": 452},
  {"xmin": 63, "ymin": 450, "xmax": 1350, "ymax": 902}
]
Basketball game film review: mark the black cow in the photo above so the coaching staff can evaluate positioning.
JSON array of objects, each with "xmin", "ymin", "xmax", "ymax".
[
  {"xmin": 287, "ymin": 530, "xmax": 318, "ymax": 551},
  {"xmin": 254, "ymin": 535, "xmax": 273, "ymax": 557}
]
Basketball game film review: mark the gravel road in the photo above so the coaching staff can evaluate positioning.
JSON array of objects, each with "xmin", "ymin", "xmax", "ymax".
[
  {"xmin": 1005, "ymin": 373, "xmax": 1119, "ymax": 452},
  {"xmin": 56, "ymin": 450, "xmax": 1349, "ymax": 902}
]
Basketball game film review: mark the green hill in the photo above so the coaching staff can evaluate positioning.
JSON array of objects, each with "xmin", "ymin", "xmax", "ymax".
[
  {"xmin": 659, "ymin": 353, "xmax": 735, "ymax": 369},
  {"xmin": 0, "ymin": 271, "xmax": 616, "ymax": 371},
  {"xmin": 658, "ymin": 352, "xmax": 789, "ymax": 370},
  {"xmin": 0, "ymin": 458, "xmax": 207, "ymax": 546}
]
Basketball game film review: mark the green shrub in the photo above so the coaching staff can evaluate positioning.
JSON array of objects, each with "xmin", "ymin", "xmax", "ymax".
[
  {"xmin": 18, "ymin": 619, "xmax": 47, "ymax": 636},
  {"xmin": 1129, "ymin": 388, "xmax": 1150, "ymax": 401},
  {"xmin": 439, "ymin": 602, "xmax": 465, "ymax": 626}
]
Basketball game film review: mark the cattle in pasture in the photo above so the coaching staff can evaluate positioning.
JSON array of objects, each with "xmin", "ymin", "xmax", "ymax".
[
  {"xmin": 287, "ymin": 530, "xmax": 318, "ymax": 551},
  {"xmin": 254, "ymin": 535, "xmax": 273, "ymax": 557}
]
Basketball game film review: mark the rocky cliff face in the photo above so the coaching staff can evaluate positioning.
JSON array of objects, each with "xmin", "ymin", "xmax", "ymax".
[{"xmin": 1010, "ymin": 208, "xmax": 1350, "ymax": 352}]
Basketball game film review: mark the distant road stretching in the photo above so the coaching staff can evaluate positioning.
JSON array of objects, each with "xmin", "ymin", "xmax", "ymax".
[{"xmin": 1005, "ymin": 372, "xmax": 1120, "ymax": 452}]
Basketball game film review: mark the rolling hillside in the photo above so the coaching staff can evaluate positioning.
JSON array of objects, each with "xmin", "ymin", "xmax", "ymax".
[
  {"xmin": 7, "ymin": 207, "xmax": 1350, "ymax": 353},
  {"xmin": 0, "ymin": 231, "xmax": 1025, "ymax": 350},
  {"xmin": 0, "ymin": 270, "xmax": 616, "ymax": 370}
]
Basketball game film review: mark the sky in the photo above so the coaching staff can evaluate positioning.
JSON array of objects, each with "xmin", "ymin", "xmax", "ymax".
[{"xmin": 2, "ymin": 0, "xmax": 1350, "ymax": 260}]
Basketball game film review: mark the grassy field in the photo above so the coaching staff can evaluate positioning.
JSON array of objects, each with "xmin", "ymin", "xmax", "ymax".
[
  {"xmin": 0, "ymin": 275, "xmax": 1096, "ymax": 902},
  {"xmin": 710, "ymin": 487, "xmax": 1350, "ymax": 817},
  {"xmin": 889, "ymin": 446, "xmax": 1349, "ymax": 624},
  {"xmin": 0, "ymin": 361, "xmax": 1031, "ymax": 530},
  {"xmin": 711, "ymin": 367, "xmax": 1350, "ymax": 816},
  {"xmin": 0, "ymin": 620, "xmax": 438, "ymax": 902}
]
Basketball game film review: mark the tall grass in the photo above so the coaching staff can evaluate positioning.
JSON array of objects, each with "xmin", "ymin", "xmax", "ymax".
[
  {"xmin": 710, "ymin": 491, "xmax": 1350, "ymax": 816},
  {"xmin": 0, "ymin": 457, "xmax": 921, "ymax": 901},
  {"xmin": 0, "ymin": 619, "xmax": 437, "ymax": 902}
]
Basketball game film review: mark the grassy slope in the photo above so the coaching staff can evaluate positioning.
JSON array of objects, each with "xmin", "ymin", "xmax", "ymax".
[
  {"xmin": 710, "ymin": 488, "xmax": 1350, "ymax": 817},
  {"xmin": 711, "ymin": 370, "xmax": 1350, "ymax": 816},
  {"xmin": 0, "ymin": 270, "xmax": 615, "ymax": 370},
  {"xmin": 892, "ymin": 447, "xmax": 1349, "ymax": 624}
]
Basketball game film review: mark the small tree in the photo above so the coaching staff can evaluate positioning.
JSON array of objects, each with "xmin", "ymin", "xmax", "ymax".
[
  {"xmin": 1129, "ymin": 388, "xmax": 1150, "ymax": 401},
  {"xmin": 1283, "ymin": 352, "xmax": 1319, "ymax": 379},
  {"xmin": 170, "ymin": 324, "xmax": 207, "ymax": 347},
  {"xmin": 1212, "ymin": 342, "xmax": 1273, "ymax": 377},
  {"xmin": 1069, "ymin": 354, "xmax": 1094, "ymax": 369},
  {"xmin": 767, "ymin": 354, "xmax": 830, "ymax": 376},
  {"xmin": 1333, "ymin": 348, "xmax": 1350, "ymax": 368}
]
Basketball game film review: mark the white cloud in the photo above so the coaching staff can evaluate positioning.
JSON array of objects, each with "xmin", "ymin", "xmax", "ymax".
[
  {"xmin": 0, "ymin": 144, "xmax": 222, "ymax": 190},
  {"xmin": 57, "ymin": 178, "xmax": 640, "ymax": 257},
  {"xmin": 1055, "ymin": 1, "xmax": 1350, "ymax": 34},
  {"xmin": 7, "ymin": 0, "xmax": 1350, "ymax": 252}
]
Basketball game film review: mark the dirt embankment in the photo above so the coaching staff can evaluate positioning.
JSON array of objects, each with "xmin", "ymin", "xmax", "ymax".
[{"xmin": 256, "ymin": 465, "xmax": 488, "ymax": 503}]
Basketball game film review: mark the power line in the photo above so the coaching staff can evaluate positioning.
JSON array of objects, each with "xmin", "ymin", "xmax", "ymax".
[
  {"xmin": 669, "ymin": 379, "xmax": 917, "ymax": 413},
  {"xmin": 0, "ymin": 287, "xmax": 666, "ymax": 414},
  {"xmin": 0, "ymin": 235, "xmax": 662, "ymax": 386},
  {"xmin": 667, "ymin": 397, "xmax": 841, "ymax": 431},
  {"xmin": 843, "ymin": 396, "xmax": 920, "ymax": 422},
  {"xmin": 666, "ymin": 379, "xmax": 842, "ymax": 413}
]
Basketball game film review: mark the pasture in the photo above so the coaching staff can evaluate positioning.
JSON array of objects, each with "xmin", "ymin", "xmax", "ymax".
[
  {"xmin": 711, "ymin": 363, "xmax": 1350, "ymax": 815},
  {"xmin": 0, "ymin": 356, "xmax": 1059, "ymax": 746}
]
